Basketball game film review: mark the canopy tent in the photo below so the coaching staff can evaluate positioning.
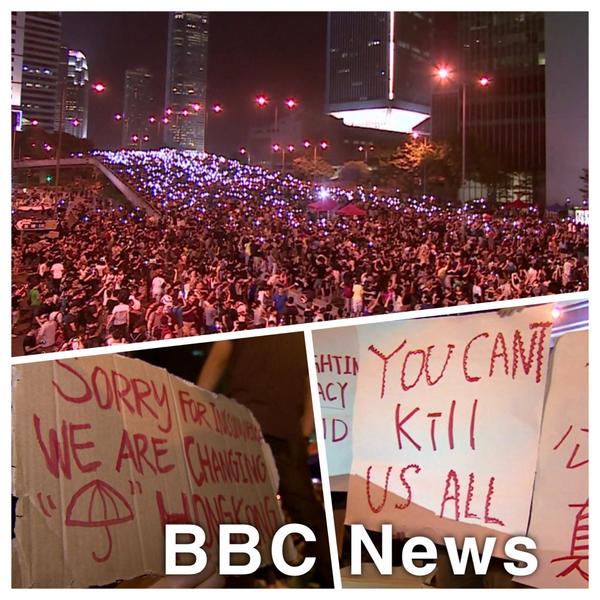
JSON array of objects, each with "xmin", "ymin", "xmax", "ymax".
[
  {"xmin": 336, "ymin": 203, "xmax": 367, "ymax": 217},
  {"xmin": 308, "ymin": 198, "xmax": 339, "ymax": 212}
]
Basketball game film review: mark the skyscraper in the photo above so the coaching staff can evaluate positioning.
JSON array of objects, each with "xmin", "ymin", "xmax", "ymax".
[
  {"xmin": 16, "ymin": 12, "xmax": 62, "ymax": 131},
  {"xmin": 11, "ymin": 12, "xmax": 25, "ymax": 124},
  {"xmin": 122, "ymin": 67, "xmax": 154, "ymax": 148},
  {"xmin": 432, "ymin": 12, "xmax": 547, "ymax": 202},
  {"xmin": 326, "ymin": 12, "xmax": 432, "ymax": 133},
  {"xmin": 58, "ymin": 48, "xmax": 89, "ymax": 139},
  {"xmin": 544, "ymin": 13, "xmax": 588, "ymax": 207},
  {"xmin": 164, "ymin": 12, "xmax": 209, "ymax": 151}
]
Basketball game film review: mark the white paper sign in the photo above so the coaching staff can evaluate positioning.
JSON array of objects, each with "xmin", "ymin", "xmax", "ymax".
[
  {"xmin": 346, "ymin": 305, "xmax": 553, "ymax": 553},
  {"xmin": 313, "ymin": 327, "xmax": 359, "ymax": 489},
  {"xmin": 515, "ymin": 330, "xmax": 588, "ymax": 588}
]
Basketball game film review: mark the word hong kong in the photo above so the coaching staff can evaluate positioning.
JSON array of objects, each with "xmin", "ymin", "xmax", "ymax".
[{"xmin": 12, "ymin": 354, "xmax": 287, "ymax": 588}]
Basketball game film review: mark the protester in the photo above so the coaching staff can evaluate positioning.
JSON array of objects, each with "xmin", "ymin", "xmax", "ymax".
[{"xmin": 11, "ymin": 149, "xmax": 588, "ymax": 354}]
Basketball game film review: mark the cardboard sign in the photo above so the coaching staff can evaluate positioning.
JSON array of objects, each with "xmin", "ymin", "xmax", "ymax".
[
  {"xmin": 515, "ymin": 330, "xmax": 588, "ymax": 588},
  {"xmin": 345, "ymin": 305, "xmax": 553, "ymax": 554},
  {"xmin": 12, "ymin": 354, "xmax": 286, "ymax": 588},
  {"xmin": 313, "ymin": 327, "xmax": 359, "ymax": 489}
]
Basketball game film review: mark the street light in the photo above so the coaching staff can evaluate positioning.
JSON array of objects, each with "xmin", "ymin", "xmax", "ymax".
[
  {"xmin": 212, "ymin": 103, "xmax": 223, "ymax": 113},
  {"xmin": 357, "ymin": 144, "xmax": 374, "ymax": 162},
  {"xmin": 303, "ymin": 140, "xmax": 329, "ymax": 163},
  {"xmin": 255, "ymin": 94, "xmax": 297, "ymax": 133},
  {"xmin": 272, "ymin": 142, "xmax": 294, "ymax": 171},
  {"xmin": 435, "ymin": 65, "xmax": 491, "ymax": 199},
  {"xmin": 239, "ymin": 147, "xmax": 250, "ymax": 164}
]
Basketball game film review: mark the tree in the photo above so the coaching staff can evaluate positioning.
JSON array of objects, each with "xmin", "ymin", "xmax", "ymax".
[
  {"xmin": 382, "ymin": 137, "xmax": 460, "ymax": 198},
  {"xmin": 579, "ymin": 168, "xmax": 588, "ymax": 202},
  {"xmin": 340, "ymin": 160, "xmax": 371, "ymax": 184},
  {"xmin": 291, "ymin": 156, "xmax": 334, "ymax": 181}
]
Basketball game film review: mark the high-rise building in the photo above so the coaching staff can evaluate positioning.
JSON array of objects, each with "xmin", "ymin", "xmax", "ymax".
[
  {"xmin": 432, "ymin": 12, "xmax": 546, "ymax": 202},
  {"xmin": 544, "ymin": 12, "xmax": 588, "ymax": 207},
  {"xmin": 164, "ymin": 12, "xmax": 209, "ymax": 151},
  {"xmin": 122, "ymin": 67, "xmax": 154, "ymax": 148},
  {"xmin": 16, "ymin": 12, "xmax": 62, "ymax": 131},
  {"xmin": 11, "ymin": 12, "xmax": 25, "ymax": 126},
  {"xmin": 58, "ymin": 48, "xmax": 89, "ymax": 139},
  {"xmin": 326, "ymin": 12, "xmax": 432, "ymax": 133}
]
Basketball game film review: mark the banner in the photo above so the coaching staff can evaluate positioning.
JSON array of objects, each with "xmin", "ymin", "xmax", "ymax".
[
  {"xmin": 313, "ymin": 326, "xmax": 359, "ymax": 489},
  {"xmin": 346, "ymin": 305, "xmax": 553, "ymax": 554},
  {"xmin": 12, "ymin": 354, "xmax": 285, "ymax": 587},
  {"xmin": 515, "ymin": 330, "xmax": 588, "ymax": 587}
]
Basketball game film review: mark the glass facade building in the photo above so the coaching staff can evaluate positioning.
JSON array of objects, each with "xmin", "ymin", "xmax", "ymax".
[
  {"xmin": 123, "ymin": 67, "xmax": 154, "ymax": 148},
  {"xmin": 432, "ymin": 12, "xmax": 546, "ymax": 202},
  {"xmin": 326, "ymin": 12, "xmax": 432, "ymax": 133},
  {"xmin": 163, "ymin": 12, "xmax": 209, "ymax": 151},
  {"xmin": 15, "ymin": 12, "xmax": 62, "ymax": 132},
  {"xmin": 59, "ymin": 48, "xmax": 89, "ymax": 139}
]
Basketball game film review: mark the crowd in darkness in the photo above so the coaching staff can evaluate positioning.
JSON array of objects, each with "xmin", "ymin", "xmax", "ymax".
[{"xmin": 12, "ymin": 150, "xmax": 588, "ymax": 355}]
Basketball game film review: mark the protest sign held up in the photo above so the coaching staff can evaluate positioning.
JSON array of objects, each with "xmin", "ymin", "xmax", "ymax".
[
  {"xmin": 12, "ymin": 354, "xmax": 286, "ymax": 588},
  {"xmin": 345, "ymin": 305, "xmax": 554, "ymax": 555},
  {"xmin": 515, "ymin": 330, "xmax": 588, "ymax": 588}
]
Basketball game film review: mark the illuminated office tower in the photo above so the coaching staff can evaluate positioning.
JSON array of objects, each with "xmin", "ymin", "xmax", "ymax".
[
  {"xmin": 326, "ymin": 12, "xmax": 432, "ymax": 133},
  {"xmin": 164, "ymin": 12, "xmax": 209, "ymax": 151}
]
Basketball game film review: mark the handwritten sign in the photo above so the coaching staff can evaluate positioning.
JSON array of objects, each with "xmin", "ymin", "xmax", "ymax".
[
  {"xmin": 313, "ymin": 327, "xmax": 359, "ymax": 489},
  {"xmin": 12, "ymin": 354, "xmax": 286, "ymax": 588},
  {"xmin": 345, "ymin": 305, "xmax": 553, "ymax": 554},
  {"xmin": 515, "ymin": 330, "xmax": 588, "ymax": 588}
]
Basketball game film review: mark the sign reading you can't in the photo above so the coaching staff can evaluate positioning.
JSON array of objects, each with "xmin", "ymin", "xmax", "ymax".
[
  {"xmin": 346, "ymin": 305, "xmax": 554, "ymax": 554},
  {"xmin": 12, "ymin": 354, "xmax": 286, "ymax": 587}
]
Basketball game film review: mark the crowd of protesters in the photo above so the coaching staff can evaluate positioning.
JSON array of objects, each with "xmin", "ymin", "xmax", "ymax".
[{"xmin": 11, "ymin": 149, "xmax": 588, "ymax": 354}]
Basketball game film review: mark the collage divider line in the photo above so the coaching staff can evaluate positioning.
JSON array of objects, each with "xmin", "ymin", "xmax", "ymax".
[
  {"xmin": 10, "ymin": 290, "xmax": 589, "ymax": 366},
  {"xmin": 303, "ymin": 328, "xmax": 342, "ymax": 590}
]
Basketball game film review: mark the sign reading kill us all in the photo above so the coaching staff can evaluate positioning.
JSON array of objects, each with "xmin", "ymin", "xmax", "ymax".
[
  {"xmin": 12, "ymin": 354, "xmax": 285, "ymax": 588},
  {"xmin": 313, "ymin": 326, "xmax": 359, "ymax": 489},
  {"xmin": 345, "ymin": 304, "xmax": 554, "ymax": 555},
  {"xmin": 515, "ymin": 330, "xmax": 588, "ymax": 588}
]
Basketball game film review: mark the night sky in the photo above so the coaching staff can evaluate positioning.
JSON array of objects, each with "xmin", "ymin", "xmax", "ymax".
[{"xmin": 62, "ymin": 12, "xmax": 327, "ymax": 154}]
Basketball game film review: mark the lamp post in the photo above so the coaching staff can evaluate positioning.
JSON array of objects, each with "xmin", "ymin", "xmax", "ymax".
[
  {"xmin": 256, "ymin": 95, "xmax": 297, "ymax": 134},
  {"xmin": 357, "ymin": 144, "xmax": 374, "ymax": 162},
  {"xmin": 272, "ymin": 143, "xmax": 294, "ymax": 171},
  {"xmin": 435, "ymin": 66, "xmax": 491, "ymax": 200},
  {"xmin": 304, "ymin": 140, "xmax": 329, "ymax": 164},
  {"xmin": 239, "ymin": 147, "xmax": 250, "ymax": 164}
]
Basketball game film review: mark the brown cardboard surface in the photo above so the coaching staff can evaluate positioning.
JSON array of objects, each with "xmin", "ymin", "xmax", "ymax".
[{"xmin": 12, "ymin": 354, "xmax": 287, "ymax": 588}]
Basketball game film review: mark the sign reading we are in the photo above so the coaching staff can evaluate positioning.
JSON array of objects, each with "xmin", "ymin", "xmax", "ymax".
[
  {"xmin": 12, "ymin": 354, "xmax": 285, "ymax": 588},
  {"xmin": 346, "ymin": 305, "xmax": 554, "ymax": 554}
]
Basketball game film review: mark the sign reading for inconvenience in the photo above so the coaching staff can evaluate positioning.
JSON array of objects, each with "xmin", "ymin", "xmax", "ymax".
[
  {"xmin": 12, "ymin": 354, "xmax": 285, "ymax": 588},
  {"xmin": 346, "ymin": 304, "xmax": 554, "ymax": 555}
]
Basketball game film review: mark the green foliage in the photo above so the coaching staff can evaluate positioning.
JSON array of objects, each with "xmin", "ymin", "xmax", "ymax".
[
  {"xmin": 340, "ymin": 160, "xmax": 371, "ymax": 184},
  {"xmin": 579, "ymin": 168, "xmax": 588, "ymax": 201},
  {"xmin": 377, "ymin": 137, "xmax": 460, "ymax": 197},
  {"xmin": 291, "ymin": 155, "xmax": 335, "ymax": 181}
]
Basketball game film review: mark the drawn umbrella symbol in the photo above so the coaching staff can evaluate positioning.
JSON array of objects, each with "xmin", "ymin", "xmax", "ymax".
[{"xmin": 65, "ymin": 479, "xmax": 134, "ymax": 563}]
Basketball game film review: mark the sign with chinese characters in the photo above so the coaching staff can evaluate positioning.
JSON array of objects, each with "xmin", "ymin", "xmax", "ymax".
[
  {"xmin": 12, "ymin": 354, "xmax": 285, "ymax": 587},
  {"xmin": 313, "ymin": 327, "xmax": 359, "ymax": 489},
  {"xmin": 515, "ymin": 330, "xmax": 588, "ymax": 588},
  {"xmin": 345, "ymin": 305, "xmax": 554, "ymax": 554}
]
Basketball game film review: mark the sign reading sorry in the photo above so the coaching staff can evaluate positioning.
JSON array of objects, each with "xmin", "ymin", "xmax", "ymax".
[
  {"xmin": 346, "ymin": 305, "xmax": 554, "ymax": 554},
  {"xmin": 12, "ymin": 354, "xmax": 285, "ymax": 588}
]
